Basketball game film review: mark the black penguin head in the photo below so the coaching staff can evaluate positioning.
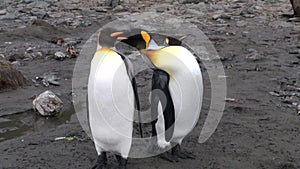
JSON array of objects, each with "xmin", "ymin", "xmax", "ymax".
[
  {"xmin": 119, "ymin": 30, "xmax": 152, "ymax": 50},
  {"xmin": 97, "ymin": 28, "xmax": 124, "ymax": 49},
  {"xmin": 164, "ymin": 36, "xmax": 186, "ymax": 46}
]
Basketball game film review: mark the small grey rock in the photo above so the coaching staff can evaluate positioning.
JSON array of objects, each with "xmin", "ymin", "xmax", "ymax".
[
  {"xmin": 54, "ymin": 51, "xmax": 66, "ymax": 61},
  {"xmin": 33, "ymin": 90, "xmax": 63, "ymax": 117},
  {"xmin": 27, "ymin": 1, "xmax": 50, "ymax": 9},
  {"xmin": 269, "ymin": 21, "xmax": 294, "ymax": 29},
  {"xmin": 95, "ymin": 7, "xmax": 108, "ymax": 13},
  {"xmin": 30, "ymin": 8, "xmax": 47, "ymax": 19},
  {"xmin": 0, "ymin": 9, "xmax": 7, "ymax": 15}
]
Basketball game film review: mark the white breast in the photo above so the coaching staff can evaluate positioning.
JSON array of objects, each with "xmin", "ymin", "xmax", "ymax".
[
  {"xmin": 155, "ymin": 46, "xmax": 203, "ymax": 144},
  {"xmin": 88, "ymin": 49, "xmax": 134, "ymax": 157}
]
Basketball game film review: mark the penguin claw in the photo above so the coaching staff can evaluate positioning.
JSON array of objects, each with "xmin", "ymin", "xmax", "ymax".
[
  {"xmin": 159, "ymin": 152, "xmax": 179, "ymax": 163},
  {"xmin": 115, "ymin": 155, "xmax": 127, "ymax": 169},
  {"xmin": 92, "ymin": 163, "xmax": 107, "ymax": 169},
  {"xmin": 92, "ymin": 153, "xmax": 107, "ymax": 169},
  {"xmin": 172, "ymin": 145, "xmax": 196, "ymax": 160}
]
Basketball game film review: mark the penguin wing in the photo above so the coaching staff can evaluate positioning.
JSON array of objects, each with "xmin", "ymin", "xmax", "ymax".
[{"xmin": 151, "ymin": 69, "xmax": 175, "ymax": 142}]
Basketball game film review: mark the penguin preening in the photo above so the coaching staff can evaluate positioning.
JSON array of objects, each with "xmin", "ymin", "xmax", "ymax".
[
  {"xmin": 88, "ymin": 28, "xmax": 139, "ymax": 169},
  {"xmin": 121, "ymin": 31, "xmax": 203, "ymax": 162}
]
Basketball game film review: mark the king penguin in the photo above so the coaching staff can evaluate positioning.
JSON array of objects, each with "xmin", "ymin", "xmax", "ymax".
[
  {"xmin": 120, "ymin": 31, "xmax": 203, "ymax": 161},
  {"xmin": 88, "ymin": 28, "xmax": 138, "ymax": 169}
]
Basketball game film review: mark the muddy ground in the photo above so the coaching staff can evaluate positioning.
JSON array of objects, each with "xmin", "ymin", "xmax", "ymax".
[{"xmin": 0, "ymin": 0, "xmax": 300, "ymax": 169}]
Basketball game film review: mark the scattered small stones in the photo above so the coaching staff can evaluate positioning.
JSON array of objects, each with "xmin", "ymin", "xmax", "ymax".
[
  {"xmin": 185, "ymin": 8, "xmax": 204, "ymax": 16},
  {"xmin": 0, "ymin": 9, "xmax": 7, "ymax": 15},
  {"xmin": 95, "ymin": 7, "xmax": 108, "ymax": 13},
  {"xmin": 225, "ymin": 98, "xmax": 242, "ymax": 103},
  {"xmin": 246, "ymin": 49, "xmax": 264, "ymax": 61},
  {"xmin": 113, "ymin": 5, "xmax": 125, "ymax": 12},
  {"xmin": 213, "ymin": 14, "xmax": 231, "ymax": 20},
  {"xmin": 54, "ymin": 51, "xmax": 66, "ymax": 61},
  {"xmin": 289, "ymin": 49, "xmax": 300, "ymax": 55},
  {"xmin": 33, "ymin": 90, "xmax": 63, "ymax": 116},
  {"xmin": 240, "ymin": 8, "xmax": 255, "ymax": 18},
  {"xmin": 236, "ymin": 20, "xmax": 247, "ymax": 27},
  {"xmin": 66, "ymin": 45, "xmax": 78, "ymax": 58},
  {"xmin": 24, "ymin": 47, "xmax": 37, "ymax": 61},
  {"xmin": 269, "ymin": 21, "xmax": 294, "ymax": 29},
  {"xmin": 42, "ymin": 71, "xmax": 60, "ymax": 86},
  {"xmin": 0, "ymin": 54, "xmax": 5, "ymax": 61},
  {"xmin": 27, "ymin": 1, "xmax": 50, "ymax": 9},
  {"xmin": 33, "ymin": 71, "xmax": 60, "ymax": 87},
  {"xmin": 30, "ymin": 8, "xmax": 47, "ymax": 19}
]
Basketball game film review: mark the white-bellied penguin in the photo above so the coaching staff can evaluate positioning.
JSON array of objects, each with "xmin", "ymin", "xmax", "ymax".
[
  {"xmin": 120, "ymin": 31, "xmax": 203, "ymax": 162},
  {"xmin": 88, "ymin": 28, "xmax": 140, "ymax": 169}
]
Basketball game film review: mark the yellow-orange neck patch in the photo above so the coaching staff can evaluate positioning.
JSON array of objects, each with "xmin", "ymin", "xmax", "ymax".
[{"xmin": 141, "ymin": 31, "xmax": 151, "ymax": 49}]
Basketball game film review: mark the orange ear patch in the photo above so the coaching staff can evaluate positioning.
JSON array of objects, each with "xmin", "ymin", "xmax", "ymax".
[{"xmin": 141, "ymin": 31, "xmax": 151, "ymax": 49}]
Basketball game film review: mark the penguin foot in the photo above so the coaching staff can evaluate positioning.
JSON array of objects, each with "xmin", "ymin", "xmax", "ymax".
[
  {"xmin": 172, "ymin": 145, "xmax": 196, "ymax": 160},
  {"xmin": 148, "ymin": 138, "xmax": 166, "ymax": 155},
  {"xmin": 115, "ymin": 155, "xmax": 127, "ymax": 169},
  {"xmin": 92, "ymin": 153, "xmax": 107, "ymax": 169},
  {"xmin": 159, "ymin": 151, "xmax": 179, "ymax": 163}
]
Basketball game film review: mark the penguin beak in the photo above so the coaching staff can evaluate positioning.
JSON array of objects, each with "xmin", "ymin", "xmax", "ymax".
[
  {"xmin": 117, "ymin": 37, "xmax": 128, "ymax": 40},
  {"xmin": 178, "ymin": 35, "xmax": 187, "ymax": 41},
  {"xmin": 110, "ymin": 32, "xmax": 124, "ymax": 37}
]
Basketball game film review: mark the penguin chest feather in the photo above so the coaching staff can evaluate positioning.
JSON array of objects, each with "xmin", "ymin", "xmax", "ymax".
[
  {"xmin": 150, "ymin": 46, "xmax": 203, "ymax": 144},
  {"xmin": 88, "ymin": 48, "xmax": 134, "ymax": 157}
]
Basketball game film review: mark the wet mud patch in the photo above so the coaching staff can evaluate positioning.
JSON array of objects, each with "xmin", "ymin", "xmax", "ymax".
[{"xmin": 0, "ymin": 106, "xmax": 75, "ymax": 142}]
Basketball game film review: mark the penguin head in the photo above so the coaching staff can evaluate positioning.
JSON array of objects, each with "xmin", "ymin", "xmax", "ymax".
[
  {"xmin": 97, "ymin": 28, "xmax": 125, "ymax": 50},
  {"xmin": 119, "ymin": 30, "xmax": 160, "ymax": 50},
  {"xmin": 119, "ymin": 31, "xmax": 180, "ymax": 74},
  {"xmin": 164, "ymin": 36, "xmax": 186, "ymax": 46}
]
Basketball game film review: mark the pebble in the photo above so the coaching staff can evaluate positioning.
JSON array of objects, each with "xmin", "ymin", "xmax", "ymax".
[
  {"xmin": 236, "ymin": 20, "xmax": 247, "ymax": 27},
  {"xmin": 30, "ymin": 8, "xmax": 47, "ymax": 19},
  {"xmin": 113, "ymin": 5, "xmax": 125, "ymax": 12},
  {"xmin": 95, "ymin": 7, "xmax": 108, "ymax": 13},
  {"xmin": 33, "ymin": 90, "xmax": 63, "ymax": 117},
  {"xmin": 0, "ymin": 9, "xmax": 7, "ymax": 15},
  {"xmin": 156, "ymin": 7, "xmax": 166, "ymax": 13},
  {"xmin": 54, "ymin": 51, "xmax": 66, "ymax": 61},
  {"xmin": 289, "ymin": 49, "xmax": 300, "ymax": 54},
  {"xmin": 0, "ymin": 54, "xmax": 5, "ymax": 61},
  {"xmin": 27, "ymin": 1, "xmax": 50, "ymax": 9},
  {"xmin": 246, "ymin": 49, "xmax": 264, "ymax": 61},
  {"xmin": 185, "ymin": 9, "xmax": 204, "ymax": 16},
  {"xmin": 269, "ymin": 21, "xmax": 294, "ymax": 29}
]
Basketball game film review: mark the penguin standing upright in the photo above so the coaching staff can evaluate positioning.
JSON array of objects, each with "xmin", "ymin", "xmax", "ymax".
[
  {"xmin": 121, "ymin": 31, "xmax": 203, "ymax": 161},
  {"xmin": 88, "ymin": 28, "xmax": 138, "ymax": 169}
]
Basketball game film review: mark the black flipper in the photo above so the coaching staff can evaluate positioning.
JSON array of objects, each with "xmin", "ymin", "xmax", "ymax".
[
  {"xmin": 118, "ymin": 52, "xmax": 143, "ymax": 138},
  {"xmin": 132, "ymin": 77, "xmax": 143, "ymax": 138},
  {"xmin": 151, "ymin": 69, "xmax": 175, "ymax": 142}
]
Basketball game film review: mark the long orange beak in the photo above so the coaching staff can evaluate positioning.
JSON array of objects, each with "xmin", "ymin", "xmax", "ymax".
[
  {"xmin": 116, "ymin": 37, "xmax": 128, "ymax": 40},
  {"xmin": 110, "ymin": 31, "xmax": 124, "ymax": 37}
]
